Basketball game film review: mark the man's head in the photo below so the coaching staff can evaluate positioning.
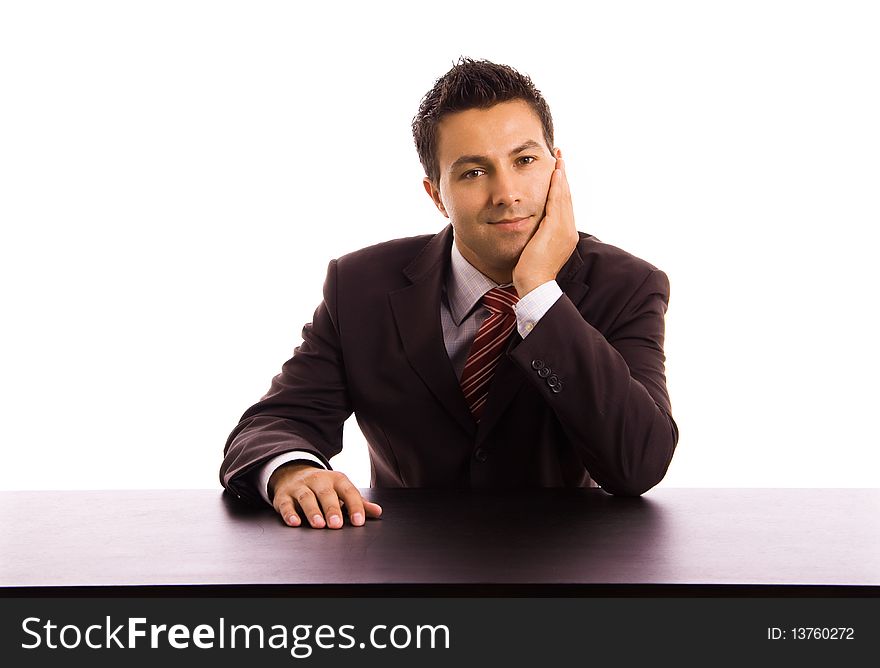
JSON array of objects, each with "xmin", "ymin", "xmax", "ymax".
[
  {"xmin": 413, "ymin": 58, "xmax": 554, "ymax": 185},
  {"xmin": 412, "ymin": 58, "xmax": 559, "ymax": 283}
]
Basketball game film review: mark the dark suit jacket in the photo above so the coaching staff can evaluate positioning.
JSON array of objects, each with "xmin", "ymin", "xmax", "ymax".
[{"xmin": 220, "ymin": 225, "xmax": 678, "ymax": 503}]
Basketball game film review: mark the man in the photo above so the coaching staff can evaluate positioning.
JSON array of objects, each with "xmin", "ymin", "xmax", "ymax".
[{"xmin": 220, "ymin": 58, "xmax": 678, "ymax": 529}]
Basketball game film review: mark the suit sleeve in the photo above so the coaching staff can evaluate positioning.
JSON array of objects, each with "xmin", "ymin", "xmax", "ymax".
[
  {"xmin": 219, "ymin": 260, "xmax": 352, "ymax": 504},
  {"xmin": 509, "ymin": 268, "xmax": 678, "ymax": 496}
]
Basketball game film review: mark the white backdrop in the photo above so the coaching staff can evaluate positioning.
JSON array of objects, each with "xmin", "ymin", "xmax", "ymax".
[{"xmin": 2, "ymin": 1, "xmax": 878, "ymax": 491}]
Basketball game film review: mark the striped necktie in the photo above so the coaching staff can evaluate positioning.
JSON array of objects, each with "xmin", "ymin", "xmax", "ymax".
[{"xmin": 459, "ymin": 285, "xmax": 520, "ymax": 422}]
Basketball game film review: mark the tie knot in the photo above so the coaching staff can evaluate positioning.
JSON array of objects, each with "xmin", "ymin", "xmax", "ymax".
[{"xmin": 482, "ymin": 285, "xmax": 519, "ymax": 315}]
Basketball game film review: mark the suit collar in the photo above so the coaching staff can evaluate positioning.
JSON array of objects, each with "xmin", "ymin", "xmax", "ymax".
[
  {"xmin": 402, "ymin": 224, "xmax": 453, "ymax": 282},
  {"xmin": 557, "ymin": 237, "xmax": 589, "ymax": 306}
]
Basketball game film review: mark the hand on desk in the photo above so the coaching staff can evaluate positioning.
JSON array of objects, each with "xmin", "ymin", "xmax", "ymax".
[{"xmin": 268, "ymin": 463, "xmax": 383, "ymax": 529}]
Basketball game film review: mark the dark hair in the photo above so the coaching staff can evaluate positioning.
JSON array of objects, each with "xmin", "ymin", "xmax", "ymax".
[{"xmin": 412, "ymin": 57, "xmax": 555, "ymax": 184}]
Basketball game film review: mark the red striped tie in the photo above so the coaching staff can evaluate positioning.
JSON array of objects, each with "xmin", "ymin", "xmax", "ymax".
[{"xmin": 460, "ymin": 285, "xmax": 520, "ymax": 422}]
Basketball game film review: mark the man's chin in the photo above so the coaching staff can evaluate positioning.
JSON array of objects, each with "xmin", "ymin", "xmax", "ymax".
[{"xmin": 494, "ymin": 245, "xmax": 530, "ymax": 275}]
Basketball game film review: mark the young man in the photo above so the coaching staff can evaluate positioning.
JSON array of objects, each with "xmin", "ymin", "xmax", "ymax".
[{"xmin": 220, "ymin": 58, "xmax": 678, "ymax": 529}]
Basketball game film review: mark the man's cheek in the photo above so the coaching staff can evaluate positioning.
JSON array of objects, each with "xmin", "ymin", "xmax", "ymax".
[{"xmin": 538, "ymin": 171, "xmax": 554, "ymax": 208}]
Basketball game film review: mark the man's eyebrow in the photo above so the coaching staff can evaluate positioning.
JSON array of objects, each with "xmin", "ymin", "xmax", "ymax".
[{"xmin": 448, "ymin": 140, "xmax": 545, "ymax": 173}]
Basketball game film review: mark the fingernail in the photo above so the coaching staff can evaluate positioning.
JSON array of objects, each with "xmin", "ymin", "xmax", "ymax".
[
  {"xmin": 352, "ymin": 512, "xmax": 364, "ymax": 526},
  {"xmin": 312, "ymin": 514, "xmax": 324, "ymax": 526},
  {"xmin": 288, "ymin": 514, "xmax": 299, "ymax": 526},
  {"xmin": 329, "ymin": 514, "xmax": 342, "ymax": 528}
]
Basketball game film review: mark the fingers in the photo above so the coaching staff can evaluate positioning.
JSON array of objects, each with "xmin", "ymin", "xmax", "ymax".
[
  {"xmin": 333, "ymin": 476, "xmax": 365, "ymax": 526},
  {"xmin": 272, "ymin": 467, "xmax": 381, "ymax": 529},
  {"xmin": 546, "ymin": 151, "xmax": 570, "ymax": 218},
  {"xmin": 333, "ymin": 478, "xmax": 384, "ymax": 526},
  {"xmin": 315, "ymin": 479, "xmax": 352, "ymax": 528},
  {"xmin": 275, "ymin": 497, "xmax": 302, "ymax": 527},
  {"xmin": 363, "ymin": 501, "xmax": 384, "ymax": 518}
]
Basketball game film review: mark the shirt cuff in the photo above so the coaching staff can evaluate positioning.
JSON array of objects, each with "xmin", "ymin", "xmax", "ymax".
[
  {"xmin": 515, "ymin": 280, "xmax": 563, "ymax": 338},
  {"xmin": 257, "ymin": 451, "xmax": 327, "ymax": 505}
]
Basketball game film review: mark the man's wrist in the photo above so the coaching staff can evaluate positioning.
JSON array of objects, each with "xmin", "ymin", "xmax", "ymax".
[
  {"xmin": 514, "ymin": 274, "xmax": 554, "ymax": 298},
  {"xmin": 515, "ymin": 280, "xmax": 562, "ymax": 338}
]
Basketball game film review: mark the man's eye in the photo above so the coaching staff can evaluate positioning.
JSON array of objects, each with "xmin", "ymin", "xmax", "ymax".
[
  {"xmin": 463, "ymin": 169, "xmax": 485, "ymax": 179},
  {"xmin": 518, "ymin": 156, "xmax": 536, "ymax": 166}
]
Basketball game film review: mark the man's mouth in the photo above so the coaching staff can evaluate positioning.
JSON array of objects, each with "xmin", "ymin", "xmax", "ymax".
[{"xmin": 489, "ymin": 216, "xmax": 532, "ymax": 229}]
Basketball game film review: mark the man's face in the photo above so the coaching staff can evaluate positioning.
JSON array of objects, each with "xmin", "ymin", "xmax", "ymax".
[{"xmin": 423, "ymin": 99, "xmax": 556, "ymax": 284}]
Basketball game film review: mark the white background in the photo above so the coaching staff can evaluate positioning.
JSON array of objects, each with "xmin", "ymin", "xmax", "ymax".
[{"xmin": 1, "ymin": 1, "xmax": 878, "ymax": 492}]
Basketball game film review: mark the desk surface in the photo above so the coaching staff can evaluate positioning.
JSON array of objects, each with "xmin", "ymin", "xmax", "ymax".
[{"xmin": 1, "ymin": 488, "xmax": 878, "ymax": 594}]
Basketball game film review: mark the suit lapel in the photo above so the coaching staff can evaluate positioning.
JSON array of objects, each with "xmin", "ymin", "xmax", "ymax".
[{"xmin": 388, "ymin": 226, "xmax": 477, "ymax": 439}]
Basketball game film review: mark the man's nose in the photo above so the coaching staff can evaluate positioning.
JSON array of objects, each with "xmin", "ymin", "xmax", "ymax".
[{"xmin": 489, "ymin": 168, "xmax": 522, "ymax": 208}]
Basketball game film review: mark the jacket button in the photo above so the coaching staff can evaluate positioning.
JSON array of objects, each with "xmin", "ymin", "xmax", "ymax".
[
  {"xmin": 551, "ymin": 382, "xmax": 563, "ymax": 394},
  {"xmin": 531, "ymin": 359, "xmax": 545, "ymax": 370},
  {"xmin": 547, "ymin": 374, "xmax": 560, "ymax": 387},
  {"xmin": 537, "ymin": 367, "xmax": 551, "ymax": 378},
  {"xmin": 474, "ymin": 448, "xmax": 488, "ymax": 462}
]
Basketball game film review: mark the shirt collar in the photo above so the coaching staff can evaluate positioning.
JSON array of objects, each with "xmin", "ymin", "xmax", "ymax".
[{"xmin": 447, "ymin": 239, "xmax": 505, "ymax": 325}]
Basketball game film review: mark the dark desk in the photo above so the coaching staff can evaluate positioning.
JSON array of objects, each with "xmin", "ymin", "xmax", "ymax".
[{"xmin": 1, "ymin": 488, "xmax": 878, "ymax": 595}]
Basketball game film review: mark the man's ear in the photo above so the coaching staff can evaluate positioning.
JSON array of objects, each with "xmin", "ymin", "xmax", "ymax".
[{"xmin": 422, "ymin": 177, "xmax": 448, "ymax": 218}]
